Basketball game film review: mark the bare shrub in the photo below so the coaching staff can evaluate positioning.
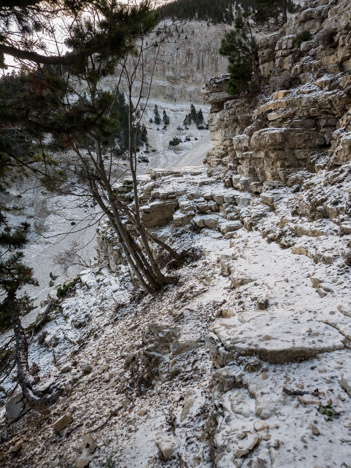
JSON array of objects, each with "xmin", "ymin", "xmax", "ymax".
[{"xmin": 54, "ymin": 240, "xmax": 92, "ymax": 274}]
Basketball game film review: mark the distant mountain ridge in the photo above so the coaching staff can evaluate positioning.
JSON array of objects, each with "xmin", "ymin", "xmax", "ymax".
[
  {"xmin": 157, "ymin": 0, "xmax": 250, "ymax": 24},
  {"xmin": 157, "ymin": 0, "xmax": 300, "ymax": 25}
]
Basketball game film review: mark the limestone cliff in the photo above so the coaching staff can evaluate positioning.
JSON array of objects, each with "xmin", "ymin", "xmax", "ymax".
[
  {"xmin": 3, "ymin": 3, "xmax": 351, "ymax": 468},
  {"xmin": 104, "ymin": 21, "xmax": 230, "ymax": 105},
  {"xmin": 204, "ymin": 0, "xmax": 351, "ymax": 185}
]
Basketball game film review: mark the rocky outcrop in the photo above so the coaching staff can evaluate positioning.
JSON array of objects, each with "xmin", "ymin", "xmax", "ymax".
[
  {"xmin": 104, "ymin": 21, "xmax": 229, "ymax": 105},
  {"xmin": 199, "ymin": 2, "xmax": 351, "ymax": 465},
  {"xmin": 204, "ymin": 0, "xmax": 351, "ymax": 185},
  {"xmin": 92, "ymin": 162, "xmax": 351, "ymax": 468}
]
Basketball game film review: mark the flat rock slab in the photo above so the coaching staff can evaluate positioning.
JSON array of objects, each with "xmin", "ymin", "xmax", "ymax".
[
  {"xmin": 209, "ymin": 310, "xmax": 345, "ymax": 364},
  {"xmin": 53, "ymin": 412, "xmax": 73, "ymax": 433},
  {"xmin": 5, "ymin": 392, "xmax": 25, "ymax": 421}
]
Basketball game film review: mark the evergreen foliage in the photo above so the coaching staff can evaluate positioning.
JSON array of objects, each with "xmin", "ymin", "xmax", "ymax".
[
  {"xmin": 190, "ymin": 104, "xmax": 197, "ymax": 122},
  {"xmin": 197, "ymin": 109, "xmax": 204, "ymax": 125},
  {"xmin": 163, "ymin": 110, "xmax": 170, "ymax": 127},
  {"xmin": 183, "ymin": 105, "xmax": 206, "ymax": 129},
  {"xmin": 254, "ymin": 0, "xmax": 299, "ymax": 25},
  {"xmin": 154, "ymin": 105, "xmax": 161, "ymax": 125},
  {"xmin": 296, "ymin": 30, "xmax": 312, "ymax": 48},
  {"xmin": 158, "ymin": 0, "xmax": 243, "ymax": 24},
  {"xmin": 183, "ymin": 114, "xmax": 191, "ymax": 127},
  {"xmin": 218, "ymin": 0, "xmax": 298, "ymax": 95},
  {"xmin": 158, "ymin": 0, "xmax": 298, "ymax": 25},
  {"xmin": 169, "ymin": 137, "xmax": 181, "ymax": 146},
  {"xmin": 219, "ymin": 13, "xmax": 258, "ymax": 95},
  {"xmin": 0, "ymin": 215, "xmax": 37, "ymax": 331}
]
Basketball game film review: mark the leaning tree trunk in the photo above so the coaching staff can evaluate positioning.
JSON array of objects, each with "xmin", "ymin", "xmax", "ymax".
[
  {"xmin": 88, "ymin": 174, "xmax": 171, "ymax": 294},
  {"xmin": 9, "ymin": 291, "xmax": 36, "ymax": 393},
  {"xmin": 9, "ymin": 291, "xmax": 52, "ymax": 410},
  {"xmin": 127, "ymin": 102, "xmax": 174, "ymax": 288}
]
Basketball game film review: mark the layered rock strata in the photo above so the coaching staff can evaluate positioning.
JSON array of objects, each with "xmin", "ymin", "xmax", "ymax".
[
  {"xmin": 204, "ymin": 0, "xmax": 351, "ymax": 187},
  {"xmin": 103, "ymin": 21, "xmax": 229, "ymax": 105},
  {"xmin": 96, "ymin": 164, "xmax": 351, "ymax": 467}
]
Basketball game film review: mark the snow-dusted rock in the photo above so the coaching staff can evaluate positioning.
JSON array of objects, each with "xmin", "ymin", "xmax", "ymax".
[
  {"xmin": 340, "ymin": 371, "xmax": 351, "ymax": 397},
  {"xmin": 209, "ymin": 312, "xmax": 345, "ymax": 365},
  {"xmin": 156, "ymin": 437, "xmax": 177, "ymax": 461},
  {"xmin": 5, "ymin": 392, "xmax": 25, "ymax": 421},
  {"xmin": 53, "ymin": 412, "xmax": 73, "ymax": 433}
]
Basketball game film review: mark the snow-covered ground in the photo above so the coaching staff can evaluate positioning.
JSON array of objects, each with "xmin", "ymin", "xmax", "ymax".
[
  {"xmin": 2, "ymin": 106, "xmax": 210, "ymax": 328},
  {"xmin": 1, "ymin": 165, "xmax": 351, "ymax": 467},
  {"xmin": 139, "ymin": 99, "xmax": 211, "ymax": 169}
]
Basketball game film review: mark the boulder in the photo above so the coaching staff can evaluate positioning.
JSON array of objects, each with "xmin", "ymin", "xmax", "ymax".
[
  {"xmin": 208, "ymin": 311, "xmax": 345, "ymax": 365},
  {"xmin": 141, "ymin": 200, "xmax": 178, "ymax": 228},
  {"xmin": 5, "ymin": 392, "xmax": 25, "ymax": 421},
  {"xmin": 53, "ymin": 412, "xmax": 73, "ymax": 433},
  {"xmin": 156, "ymin": 437, "xmax": 178, "ymax": 461}
]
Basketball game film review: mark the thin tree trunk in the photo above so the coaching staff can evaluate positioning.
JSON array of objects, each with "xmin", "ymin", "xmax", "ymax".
[
  {"xmin": 9, "ymin": 291, "xmax": 54, "ymax": 410},
  {"xmin": 10, "ymin": 291, "xmax": 36, "ymax": 392},
  {"xmin": 126, "ymin": 91, "xmax": 172, "ymax": 286}
]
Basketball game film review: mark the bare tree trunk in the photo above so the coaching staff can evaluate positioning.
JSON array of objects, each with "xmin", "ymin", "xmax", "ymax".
[
  {"xmin": 8, "ymin": 291, "xmax": 59, "ymax": 410},
  {"xmin": 84, "ymin": 166, "xmax": 165, "ymax": 293},
  {"xmin": 9, "ymin": 291, "xmax": 48, "ymax": 409},
  {"xmin": 125, "ymin": 66, "xmax": 176, "ymax": 287},
  {"xmin": 9, "ymin": 292, "xmax": 35, "ymax": 390}
]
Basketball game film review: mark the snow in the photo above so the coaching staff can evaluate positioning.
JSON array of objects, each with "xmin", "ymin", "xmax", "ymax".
[{"xmin": 2, "ymin": 162, "xmax": 351, "ymax": 466}]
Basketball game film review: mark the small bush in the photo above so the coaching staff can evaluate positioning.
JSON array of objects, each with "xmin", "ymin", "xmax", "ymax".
[
  {"xmin": 296, "ymin": 31, "xmax": 312, "ymax": 48},
  {"xmin": 169, "ymin": 137, "xmax": 182, "ymax": 147},
  {"xmin": 57, "ymin": 277, "xmax": 79, "ymax": 299}
]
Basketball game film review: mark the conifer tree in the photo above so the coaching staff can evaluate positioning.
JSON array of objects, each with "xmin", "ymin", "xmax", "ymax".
[
  {"xmin": 219, "ymin": 13, "xmax": 258, "ymax": 95},
  {"xmin": 254, "ymin": 0, "xmax": 299, "ymax": 25},
  {"xmin": 196, "ymin": 109, "xmax": 204, "ymax": 125},
  {"xmin": 163, "ymin": 110, "xmax": 170, "ymax": 127},
  {"xmin": 154, "ymin": 105, "xmax": 161, "ymax": 125},
  {"xmin": 190, "ymin": 104, "xmax": 197, "ymax": 122},
  {"xmin": 141, "ymin": 124, "xmax": 148, "ymax": 143},
  {"xmin": 183, "ymin": 114, "xmax": 191, "ymax": 127},
  {"xmin": 0, "ymin": 214, "xmax": 40, "ymax": 404}
]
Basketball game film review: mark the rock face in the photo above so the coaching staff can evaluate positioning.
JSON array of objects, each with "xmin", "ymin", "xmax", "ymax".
[
  {"xmin": 199, "ymin": 2, "xmax": 351, "ymax": 465},
  {"xmin": 5, "ymin": 392, "xmax": 25, "ymax": 421},
  {"xmin": 6, "ymin": 3, "xmax": 351, "ymax": 468},
  {"xmin": 104, "ymin": 21, "xmax": 229, "ymax": 105},
  {"xmin": 204, "ymin": 0, "xmax": 351, "ymax": 185}
]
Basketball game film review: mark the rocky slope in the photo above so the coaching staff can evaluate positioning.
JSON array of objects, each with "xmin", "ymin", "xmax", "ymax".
[
  {"xmin": 104, "ymin": 20, "xmax": 229, "ymax": 105},
  {"xmin": 102, "ymin": 19, "xmax": 230, "ymax": 169},
  {"xmin": 1, "ymin": 1, "xmax": 351, "ymax": 467},
  {"xmin": 6, "ymin": 17, "xmax": 228, "ymax": 312}
]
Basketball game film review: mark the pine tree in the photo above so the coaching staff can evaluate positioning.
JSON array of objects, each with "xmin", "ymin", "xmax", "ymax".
[
  {"xmin": 190, "ymin": 104, "xmax": 197, "ymax": 122},
  {"xmin": 196, "ymin": 109, "xmax": 204, "ymax": 125},
  {"xmin": 254, "ymin": 0, "xmax": 298, "ymax": 25},
  {"xmin": 0, "ymin": 214, "xmax": 40, "ymax": 404},
  {"xmin": 154, "ymin": 105, "xmax": 161, "ymax": 125},
  {"xmin": 0, "ymin": 216, "xmax": 37, "ymax": 330},
  {"xmin": 219, "ymin": 13, "xmax": 258, "ymax": 95},
  {"xmin": 183, "ymin": 114, "xmax": 191, "ymax": 127},
  {"xmin": 163, "ymin": 110, "xmax": 170, "ymax": 127},
  {"xmin": 141, "ymin": 124, "xmax": 148, "ymax": 143}
]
